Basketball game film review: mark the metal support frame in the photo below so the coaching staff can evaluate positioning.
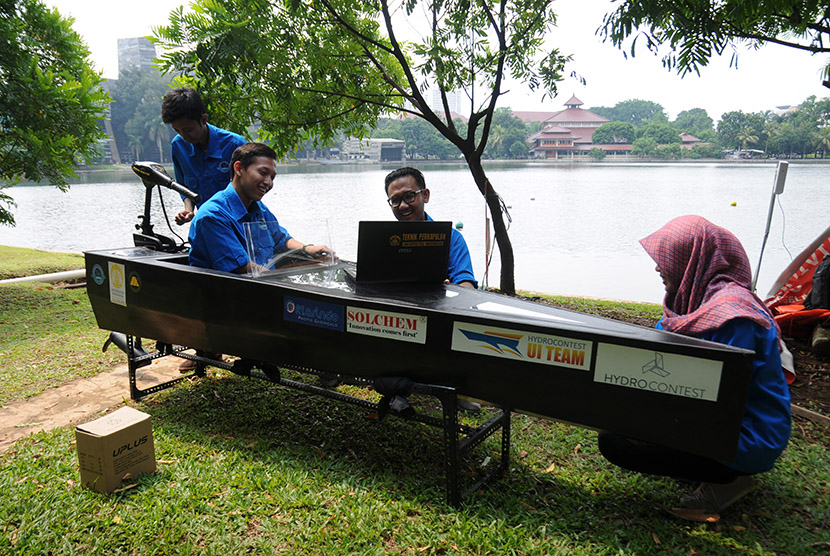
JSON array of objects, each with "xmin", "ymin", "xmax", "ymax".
[{"xmin": 122, "ymin": 335, "xmax": 510, "ymax": 506}]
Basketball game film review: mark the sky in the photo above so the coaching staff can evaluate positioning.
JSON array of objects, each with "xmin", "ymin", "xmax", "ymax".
[{"xmin": 47, "ymin": 0, "xmax": 830, "ymax": 121}]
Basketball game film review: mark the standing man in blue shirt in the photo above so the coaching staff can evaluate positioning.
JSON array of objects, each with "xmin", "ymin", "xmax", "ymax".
[
  {"xmin": 384, "ymin": 167, "xmax": 477, "ymax": 289},
  {"xmin": 161, "ymin": 87, "xmax": 246, "ymax": 225},
  {"xmin": 189, "ymin": 142, "xmax": 332, "ymax": 273}
]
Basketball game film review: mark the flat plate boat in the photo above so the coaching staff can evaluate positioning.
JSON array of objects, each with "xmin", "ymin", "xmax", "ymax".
[{"xmin": 85, "ymin": 247, "xmax": 753, "ymax": 461}]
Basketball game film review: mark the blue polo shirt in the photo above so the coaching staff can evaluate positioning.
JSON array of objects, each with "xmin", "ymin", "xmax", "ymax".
[
  {"xmin": 658, "ymin": 317, "xmax": 791, "ymax": 473},
  {"xmin": 171, "ymin": 123, "xmax": 246, "ymax": 207},
  {"xmin": 425, "ymin": 213, "xmax": 477, "ymax": 287},
  {"xmin": 188, "ymin": 184, "xmax": 291, "ymax": 273}
]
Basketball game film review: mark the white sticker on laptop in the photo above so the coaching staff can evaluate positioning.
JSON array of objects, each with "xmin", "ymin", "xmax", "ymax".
[
  {"xmin": 346, "ymin": 306, "xmax": 427, "ymax": 344},
  {"xmin": 594, "ymin": 343, "xmax": 722, "ymax": 401}
]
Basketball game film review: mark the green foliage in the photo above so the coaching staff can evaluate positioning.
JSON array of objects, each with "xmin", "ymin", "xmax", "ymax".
[
  {"xmin": 631, "ymin": 136, "xmax": 658, "ymax": 157},
  {"xmin": 588, "ymin": 147, "xmax": 606, "ymax": 160},
  {"xmin": 589, "ymin": 99, "xmax": 667, "ymax": 126},
  {"xmin": 600, "ymin": 0, "xmax": 830, "ymax": 83},
  {"xmin": 0, "ymin": 0, "xmax": 109, "ymax": 226},
  {"xmin": 637, "ymin": 121, "xmax": 681, "ymax": 144},
  {"xmin": 591, "ymin": 121, "xmax": 635, "ymax": 144},
  {"xmin": 153, "ymin": 0, "xmax": 570, "ymax": 294},
  {"xmin": 689, "ymin": 143, "xmax": 725, "ymax": 159},
  {"xmin": 717, "ymin": 111, "xmax": 765, "ymax": 151},
  {"xmin": 108, "ymin": 68, "xmax": 175, "ymax": 164},
  {"xmin": 672, "ymin": 107, "xmax": 714, "ymax": 137}
]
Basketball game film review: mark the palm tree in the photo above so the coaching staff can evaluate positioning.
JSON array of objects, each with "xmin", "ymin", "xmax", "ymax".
[
  {"xmin": 737, "ymin": 127, "xmax": 759, "ymax": 151},
  {"xmin": 812, "ymin": 126, "xmax": 830, "ymax": 158}
]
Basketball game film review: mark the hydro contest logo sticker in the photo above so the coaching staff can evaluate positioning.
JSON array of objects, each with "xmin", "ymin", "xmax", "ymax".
[
  {"xmin": 91, "ymin": 264, "xmax": 106, "ymax": 285},
  {"xmin": 594, "ymin": 343, "xmax": 723, "ymax": 401},
  {"xmin": 346, "ymin": 306, "xmax": 427, "ymax": 344},
  {"xmin": 284, "ymin": 296, "xmax": 344, "ymax": 332},
  {"xmin": 451, "ymin": 322, "xmax": 592, "ymax": 371}
]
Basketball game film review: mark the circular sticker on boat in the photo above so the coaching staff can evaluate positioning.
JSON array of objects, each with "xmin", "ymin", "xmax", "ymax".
[
  {"xmin": 286, "ymin": 301, "xmax": 295, "ymax": 313},
  {"xmin": 91, "ymin": 264, "xmax": 106, "ymax": 285}
]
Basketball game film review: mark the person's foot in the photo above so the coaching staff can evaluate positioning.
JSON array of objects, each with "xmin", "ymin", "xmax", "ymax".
[
  {"xmin": 317, "ymin": 373, "xmax": 341, "ymax": 388},
  {"xmin": 678, "ymin": 475, "xmax": 756, "ymax": 513},
  {"xmin": 178, "ymin": 352, "xmax": 223, "ymax": 372},
  {"xmin": 457, "ymin": 397, "xmax": 481, "ymax": 414}
]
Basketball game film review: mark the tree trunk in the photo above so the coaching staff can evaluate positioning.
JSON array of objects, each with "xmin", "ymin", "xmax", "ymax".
[{"xmin": 464, "ymin": 152, "xmax": 515, "ymax": 294}]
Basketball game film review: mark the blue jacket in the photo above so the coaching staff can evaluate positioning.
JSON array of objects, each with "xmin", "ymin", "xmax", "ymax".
[
  {"xmin": 171, "ymin": 123, "xmax": 246, "ymax": 207},
  {"xmin": 188, "ymin": 184, "xmax": 291, "ymax": 273}
]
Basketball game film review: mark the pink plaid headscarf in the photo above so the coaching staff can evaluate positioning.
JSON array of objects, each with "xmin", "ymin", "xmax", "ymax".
[{"xmin": 640, "ymin": 215, "xmax": 774, "ymax": 336}]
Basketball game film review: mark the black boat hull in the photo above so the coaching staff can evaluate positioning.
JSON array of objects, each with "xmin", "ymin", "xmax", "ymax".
[{"xmin": 85, "ymin": 247, "xmax": 753, "ymax": 461}]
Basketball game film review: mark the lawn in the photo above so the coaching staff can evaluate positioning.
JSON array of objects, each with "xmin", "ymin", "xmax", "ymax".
[{"xmin": 1, "ymin": 247, "xmax": 828, "ymax": 555}]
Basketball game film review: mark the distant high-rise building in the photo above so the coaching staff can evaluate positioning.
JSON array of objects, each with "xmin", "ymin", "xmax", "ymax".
[
  {"xmin": 117, "ymin": 37, "xmax": 157, "ymax": 74},
  {"xmin": 430, "ymin": 88, "xmax": 463, "ymax": 115}
]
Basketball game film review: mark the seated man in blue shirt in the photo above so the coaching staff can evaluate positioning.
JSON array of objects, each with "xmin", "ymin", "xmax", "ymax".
[
  {"xmin": 384, "ymin": 167, "xmax": 481, "ymax": 413},
  {"xmin": 384, "ymin": 167, "xmax": 477, "ymax": 289},
  {"xmin": 161, "ymin": 87, "xmax": 246, "ymax": 225},
  {"xmin": 189, "ymin": 142, "xmax": 331, "ymax": 273}
]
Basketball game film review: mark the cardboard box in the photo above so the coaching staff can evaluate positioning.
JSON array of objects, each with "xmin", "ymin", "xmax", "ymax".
[{"xmin": 75, "ymin": 406, "xmax": 156, "ymax": 493}]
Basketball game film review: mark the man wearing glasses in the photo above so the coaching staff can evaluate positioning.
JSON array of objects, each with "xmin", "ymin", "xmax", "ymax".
[{"xmin": 384, "ymin": 167, "xmax": 477, "ymax": 289}]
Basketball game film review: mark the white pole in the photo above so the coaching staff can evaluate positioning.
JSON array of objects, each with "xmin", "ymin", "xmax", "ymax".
[{"xmin": 752, "ymin": 160, "xmax": 789, "ymax": 292}]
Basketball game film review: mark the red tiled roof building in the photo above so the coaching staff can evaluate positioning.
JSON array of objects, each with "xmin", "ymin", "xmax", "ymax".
[{"xmin": 526, "ymin": 96, "xmax": 632, "ymax": 159}]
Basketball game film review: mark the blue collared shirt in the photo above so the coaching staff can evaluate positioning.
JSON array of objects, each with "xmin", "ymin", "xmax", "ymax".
[
  {"xmin": 425, "ymin": 213, "xmax": 477, "ymax": 287},
  {"xmin": 188, "ymin": 184, "xmax": 291, "ymax": 272},
  {"xmin": 171, "ymin": 123, "xmax": 246, "ymax": 207}
]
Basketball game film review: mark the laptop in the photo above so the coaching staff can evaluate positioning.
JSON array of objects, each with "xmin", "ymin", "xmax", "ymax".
[{"xmin": 353, "ymin": 220, "xmax": 452, "ymax": 284}]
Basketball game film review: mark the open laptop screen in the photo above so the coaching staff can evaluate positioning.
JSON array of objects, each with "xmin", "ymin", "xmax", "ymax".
[{"xmin": 356, "ymin": 220, "xmax": 452, "ymax": 284}]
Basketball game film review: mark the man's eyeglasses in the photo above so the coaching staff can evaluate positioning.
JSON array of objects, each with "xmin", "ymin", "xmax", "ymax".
[{"xmin": 387, "ymin": 189, "xmax": 425, "ymax": 207}]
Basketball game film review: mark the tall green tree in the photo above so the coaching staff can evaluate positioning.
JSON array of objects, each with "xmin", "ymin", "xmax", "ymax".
[
  {"xmin": 154, "ymin": 0, "xmax": 569, "ymax": 293},
  {"xmin": 672, "ymin": 108, "xmax": 714, "ymax": 139},
  {"xmin": 638, "ymin": 121, "xmax": 681, "ymax": 144},
  {"xmin": 589, "ymin": 99, "xmax": 667, "ymax": 126},
  {"xmin": 717, "ymin": 111, "xmax": 764, "ymax": 151},
  {"xmin": 0, "ymin": 0, "xmax": 109, "ymax": 226},
  {"xmin": 108, "ymin": 68, "xmax": 174, "ymax": 164},
  {"xmin": 600, "ymin": 0, "xmax": 830, "ymax": 84},
  {"xmin": 592, "ymin": 121, "xmax": 635, "ymax": 144}
]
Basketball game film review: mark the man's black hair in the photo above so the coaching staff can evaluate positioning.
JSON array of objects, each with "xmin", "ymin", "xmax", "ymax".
[
  {"xmin": 161, "ymin": 87, "xmax": 206, "ymax": 123},
  {"xmin": 384, "ymin": 167, "xmax": 425, "ymax": 193},
  {"xmin": 231, "ymin": 142, "xmax": 277, "ymax": 170}
]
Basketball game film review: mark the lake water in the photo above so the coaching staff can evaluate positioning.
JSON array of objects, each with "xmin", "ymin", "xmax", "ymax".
[{"xmin": 1, "ymin": 161, "xmax": 826, "ymax": 304}]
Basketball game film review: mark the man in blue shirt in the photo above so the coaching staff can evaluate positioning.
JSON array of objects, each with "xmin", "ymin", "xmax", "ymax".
[
  {"xmin": 161, "ymin": 87, "xmax": 246, "ymax": 225},
  {"xmin": 189, "ymin": 142, "xmax": 331, "ymax": 273},
  {"xmin": 384, "ymin": 167, "xmax": 477, "ymax": 288},
  {"xmin": 383, "ymin": 167, "xmax": 481, "ymax": 413}
]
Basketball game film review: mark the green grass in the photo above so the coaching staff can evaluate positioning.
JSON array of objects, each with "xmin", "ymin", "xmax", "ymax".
[
  {"xmin": 1, "ymin": 373, "xmax": 828, "ymax": 555},
  {"xmin": 0, "ymin": 245, "xmax": 84, "ymax": 280},
  {"xmin": 0, "ymin": 282, "xmax": 118, "ymax": 405},
  {"xmin": 1, "ymin": 246, "xmax": 827, "ymax": 554}
]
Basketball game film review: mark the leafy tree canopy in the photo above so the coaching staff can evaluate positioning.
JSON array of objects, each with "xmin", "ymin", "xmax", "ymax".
[
  {"xmin": 0, "ymin": 0, "xmax": 109, "ymax": 225},
  {"xmin": 672, "ymin": 108, "xmax": 714, "ymax": 137},
  {"xmin": 638, "ymin": 121, "xmax": 681, "ymax": 144},
  {"xmin": 600, "ymin": 0, "xmax": 830, "ymax": 84},
  {"xmin": 154, "ymin": 0, "xmax": 570, "ymax": 293},
  {"xmin": 588, "ymin": 99, "xmax": 667, "ymax": 126},
  {"xmin": 592, "ymin": 121, "xmax": 636, "ymax": 144}
]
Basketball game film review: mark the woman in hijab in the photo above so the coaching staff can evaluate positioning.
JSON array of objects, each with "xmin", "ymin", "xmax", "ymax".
[{"xmin": 598, "ymin": 215, "xmax": 791, "ymax": 519}]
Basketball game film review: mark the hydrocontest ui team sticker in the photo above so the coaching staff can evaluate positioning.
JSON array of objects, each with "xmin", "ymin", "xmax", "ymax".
[
  {"xmin": 346, "ymin": 306, "xmax": 427, "ymax": 344},
  {"xmin": 594, "ymin": 343, "xmax": 723, "ymax": 401},
  {"xmin": 284, "ymin": 296, "xmax": 344, "ymax": 332},
  {"xmin": 450, "ymin": 322, "xmax": 592, "ymax": 370}
]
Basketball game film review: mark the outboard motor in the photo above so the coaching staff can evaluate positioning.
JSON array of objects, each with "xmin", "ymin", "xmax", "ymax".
[{"xmin": 130, "ymin": 161, "xmax": 201, "ymax": 252}]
